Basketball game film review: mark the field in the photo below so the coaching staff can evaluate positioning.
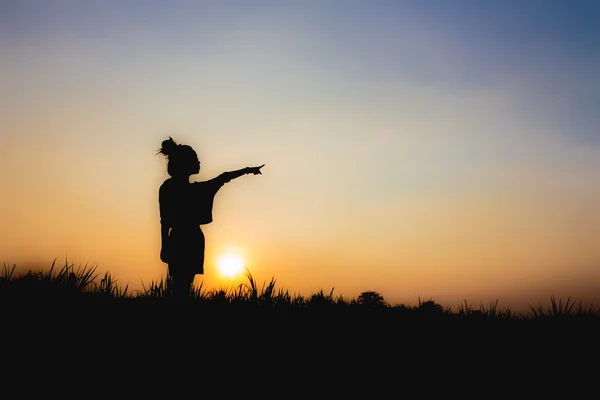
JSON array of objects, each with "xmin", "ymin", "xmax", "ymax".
[
  {"xmin": 3, "ymin": 259, "xmax": 599, "ymax": 316},
  {"xmin": 2, "ymin": 259, "xmax": 598, "ymax": 389},
  {"xmin": 3, "ymin": 259, "xmax": 598, "ymax": 325}
]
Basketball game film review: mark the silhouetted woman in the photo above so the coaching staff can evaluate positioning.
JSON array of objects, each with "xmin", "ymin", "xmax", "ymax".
[{"xmin": 157, "ymin": 137, "xmax": 264, "ymax": 298}]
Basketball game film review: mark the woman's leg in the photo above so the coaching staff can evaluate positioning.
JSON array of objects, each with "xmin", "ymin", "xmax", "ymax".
[{"xmin": 168, "ymin": 264, "xmax": 195, "ymax": 299}]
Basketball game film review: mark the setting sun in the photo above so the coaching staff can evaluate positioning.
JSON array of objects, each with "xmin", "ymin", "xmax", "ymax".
[{"xmin": 217, "ymin": 253, "xmax": 245, "ymax": 278}]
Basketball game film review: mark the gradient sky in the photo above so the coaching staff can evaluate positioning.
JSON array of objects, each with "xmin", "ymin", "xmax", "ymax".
[{"xmin": 2, "ymin": 0, "xmax": 599, "ymax": 314}]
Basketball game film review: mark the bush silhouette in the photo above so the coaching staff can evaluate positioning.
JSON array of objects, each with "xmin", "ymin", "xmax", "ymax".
[{"xmin": 357, "ymin": 291, "xmax": 387, "ymax": 308}]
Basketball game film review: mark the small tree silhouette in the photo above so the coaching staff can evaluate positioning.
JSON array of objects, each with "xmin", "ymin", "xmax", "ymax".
[{"xmin": 357, "ymin": 291, "xmax": 387, "ymax": 308}]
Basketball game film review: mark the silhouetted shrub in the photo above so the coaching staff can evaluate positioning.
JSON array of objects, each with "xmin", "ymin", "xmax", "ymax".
[{"xmin": 356, "ymin": 291, "xmax": 387, "ymax": 308}]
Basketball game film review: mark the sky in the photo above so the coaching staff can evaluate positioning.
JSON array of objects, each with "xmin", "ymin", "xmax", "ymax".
[{"xmin": 1, "ymin": 0, "xmax": 599, "ymax": 314}]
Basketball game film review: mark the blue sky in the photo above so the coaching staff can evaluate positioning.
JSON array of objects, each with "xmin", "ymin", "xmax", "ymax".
[{"xmin": 3, "ymin": 0, "xmax": 598, "ymax": 142}]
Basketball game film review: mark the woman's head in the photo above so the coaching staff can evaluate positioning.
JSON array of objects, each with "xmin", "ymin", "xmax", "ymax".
[{"xmin": 157, "ymin": 137, "xmax": 201, "ymax": 177}]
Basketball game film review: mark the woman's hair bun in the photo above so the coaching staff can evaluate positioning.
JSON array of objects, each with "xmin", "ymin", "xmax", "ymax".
[{"xmin": 158, "ymin": 136, "xmax": 178, "ymax": 156}]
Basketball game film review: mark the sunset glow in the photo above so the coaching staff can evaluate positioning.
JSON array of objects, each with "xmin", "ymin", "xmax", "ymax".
[
  {"xmin": 217, "ymin": 253, "xmax": 245, "ymax": 279},
  {"xmin": 1, "ymin": 1, "xmax": 600, "ymax": 314}
]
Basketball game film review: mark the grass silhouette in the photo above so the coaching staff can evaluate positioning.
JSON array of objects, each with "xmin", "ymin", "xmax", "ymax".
[
  {"xmin": 2, "ymin": 258, "xmax": 599, "ymax": 380},
  {"xmin": 2, "ymin": 258, "xmax": 599, "ymax": 321}
]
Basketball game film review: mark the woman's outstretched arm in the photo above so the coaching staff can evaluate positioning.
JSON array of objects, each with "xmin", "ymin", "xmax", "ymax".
[{"xmin": 219, "ymin": 164, "xmax": 264, "ymax": 183}]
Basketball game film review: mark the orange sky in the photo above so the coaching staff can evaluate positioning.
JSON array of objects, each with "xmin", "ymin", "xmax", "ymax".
[{"xmin": 2, "ymin": 1, "xmax": 600, "ymax": 314}]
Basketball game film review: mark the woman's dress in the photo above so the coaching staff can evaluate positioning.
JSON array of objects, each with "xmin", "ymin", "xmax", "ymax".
[{"xmin": 159, "ymin": 176, "xmax": 225, "ymax": 275}]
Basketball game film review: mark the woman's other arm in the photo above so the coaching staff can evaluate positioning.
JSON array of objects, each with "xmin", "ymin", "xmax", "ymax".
[
  {"xmin": 158, "ymin": 183, "xmax": 173, "ymax": 263},
  {"xmin": 160, "ymin": 223, "xmax": 170, "ymax": 263}
]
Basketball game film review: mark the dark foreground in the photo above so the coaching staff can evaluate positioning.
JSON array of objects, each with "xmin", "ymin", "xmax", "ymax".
[
  {"xmin": 2, "ymin": 298, "xmax": 598, "ymax": 396},
  {"xmin": 3, "ymin": 297, "xmax": 599, "ymax": 348},
  {"xmin": 2, "ymin": 263, "xmax": 599, "ymax": 393}
]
